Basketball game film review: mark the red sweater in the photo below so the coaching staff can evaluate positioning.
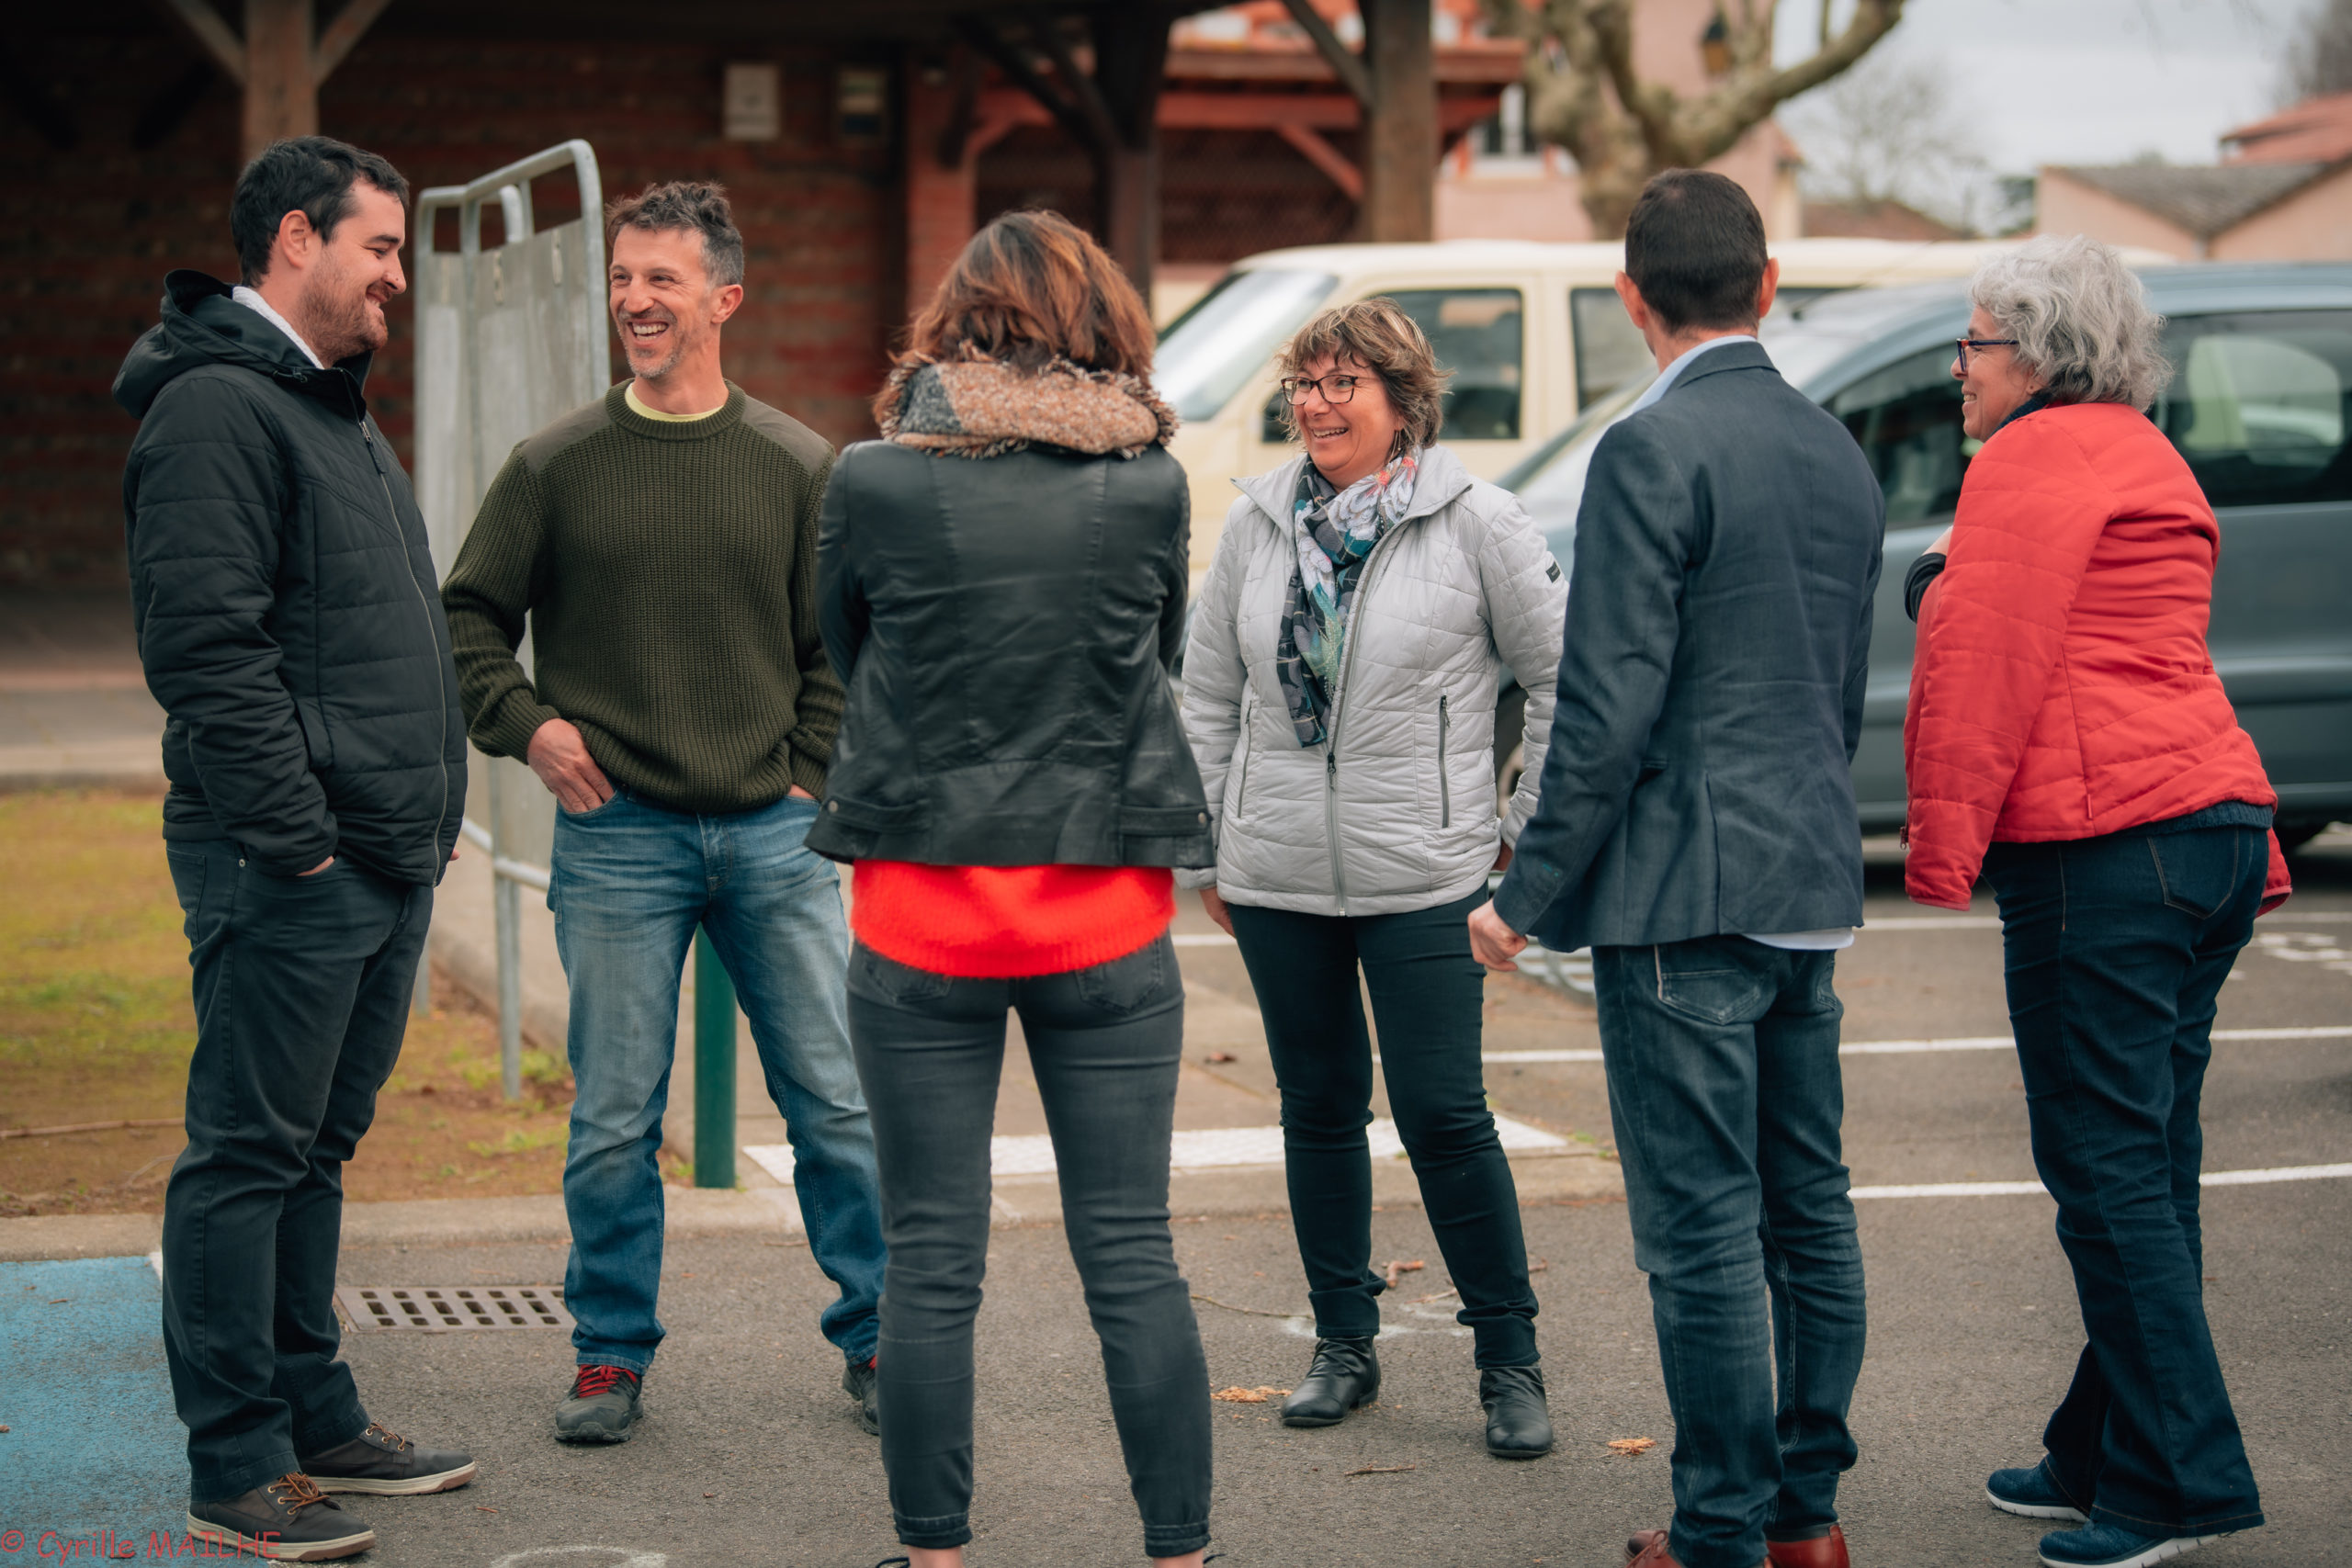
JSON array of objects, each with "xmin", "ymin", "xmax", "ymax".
[
  {"xmin": 850, "ymin": 863, "xmax": 1174, "ymax": 978},
  {"xmin": 1904, "ymin": 402, "xmax": 2290, "ymax": 913}
]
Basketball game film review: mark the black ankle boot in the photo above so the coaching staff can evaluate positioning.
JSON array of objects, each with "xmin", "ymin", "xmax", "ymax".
[
  {"xmin": 1281, "ymin": 1336, "xmax": 1380, "ymax": 1427},
  {"xmin": 1479, "ymin": 1364, "xmax": 1553, "ymax": 1459}
]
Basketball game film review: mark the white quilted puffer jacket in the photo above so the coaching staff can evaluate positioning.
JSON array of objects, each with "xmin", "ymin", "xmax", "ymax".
[{"xmin": 1179, "ymin": 445, "xmax": 1568, "ymax": 917}]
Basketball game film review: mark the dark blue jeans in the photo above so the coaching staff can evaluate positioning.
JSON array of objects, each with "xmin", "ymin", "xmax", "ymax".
[
  {"xmin": 162, "ymin": 840, "xmax": 430, "ymax": 1502},
  {"xmin": 1227, "ymin": 890, "xmax": 1539, "ymax": 1367},
  {"xmin": 1591, "ymin": 936, "xmax": 1867, "ymax": 1568},
  {"xmin": 847, "ymin": 934, "xmax": 1212, "ymax": 1557},
  {"xmin": 550, "ymin": 788, "xmax": 883, "ymax": 1371},
  {"xmin": 1983, "ymin": 824, "xmax": 2267, "ymax": 1540}
]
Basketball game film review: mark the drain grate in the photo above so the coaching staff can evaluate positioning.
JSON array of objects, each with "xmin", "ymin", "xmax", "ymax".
[{"xmin": 334, "ymin": 1284, "xmax": 574, "ymax": 1334}]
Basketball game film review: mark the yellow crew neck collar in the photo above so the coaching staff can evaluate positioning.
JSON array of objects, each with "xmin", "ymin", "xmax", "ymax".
[{"xmin": 625, "ymin": 381, "xmax": 726, "ymax": 423}]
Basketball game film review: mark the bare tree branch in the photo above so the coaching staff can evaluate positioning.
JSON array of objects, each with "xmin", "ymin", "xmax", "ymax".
[{"xmin": 1491, "ymin": 0, "xmax": 1906, "ymax": 236}]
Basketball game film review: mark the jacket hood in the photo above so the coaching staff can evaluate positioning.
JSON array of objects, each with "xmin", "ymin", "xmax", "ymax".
[
  {"xmin": 114, "ymin": 269, "xmax": 372, "ymax": 421},
  {"xmin": 1231, "ymin": 442, "xmax": 1476, "ymax": 533}
]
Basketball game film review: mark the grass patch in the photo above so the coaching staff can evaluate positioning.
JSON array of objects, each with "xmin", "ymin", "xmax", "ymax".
[{"xmin": 0, "ymin": 789, "xmax": 578, "ymax": 1216}]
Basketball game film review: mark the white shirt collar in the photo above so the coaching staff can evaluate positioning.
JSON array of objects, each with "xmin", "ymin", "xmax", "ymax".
[
  {"xmin": 230, "ymin": 285, "xmax": 325, "ymax": 370},
  {"xmin": 1626, "ymin": 333, "xmax": 1759, "ymax": 416}
]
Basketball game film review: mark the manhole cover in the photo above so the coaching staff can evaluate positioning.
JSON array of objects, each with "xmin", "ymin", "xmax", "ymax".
[{"xmin": 335, "ymin": 1284, "xmax": 573, "ymax": 1334}]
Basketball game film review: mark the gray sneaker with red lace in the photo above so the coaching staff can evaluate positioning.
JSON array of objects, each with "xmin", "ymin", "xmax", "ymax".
[
  {"xmin": 186, "ymin": 1473, "xmax": 376, "ymax": 1561},
  {"xmin": 300, "ymin": 1420, "xmax": 477, "ymax": 1495},
  {"xmin": 557, "ymin": 1362, "xmax": 644, "ymax": 1443}
]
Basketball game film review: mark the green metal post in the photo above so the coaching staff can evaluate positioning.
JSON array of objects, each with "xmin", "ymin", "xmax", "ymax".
[{"xmin": 692, "ymin": 927, "xmax": 737, "ymax": 1189}]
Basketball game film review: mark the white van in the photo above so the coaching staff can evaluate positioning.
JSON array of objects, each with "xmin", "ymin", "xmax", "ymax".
[{"xmin": 1156, "ymin": 237, "xmax": 2053, "ymax": 569}]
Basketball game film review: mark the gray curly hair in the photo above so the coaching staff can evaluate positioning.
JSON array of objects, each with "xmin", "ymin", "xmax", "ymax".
[{"xmin": 1967, "ymin": 235, "xmax": 2171, "ymax": 411}]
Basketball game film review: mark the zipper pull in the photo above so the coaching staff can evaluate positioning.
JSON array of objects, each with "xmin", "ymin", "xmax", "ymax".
[{"xmin": 1327, "ymin": 750, "xmax": 1337, "ymax": 779}]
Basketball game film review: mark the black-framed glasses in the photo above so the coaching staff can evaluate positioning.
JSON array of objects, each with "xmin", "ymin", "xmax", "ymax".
[
  {"xmin": 1954, "ymin": 337, "xmax": 2018, "ymax": 371},
  {"xmin": 1281, "ymin": 373, "xmax": 1365, "ymax": 405}
]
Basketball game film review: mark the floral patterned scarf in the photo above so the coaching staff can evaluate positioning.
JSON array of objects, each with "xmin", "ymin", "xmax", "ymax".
[{"xmin": 1273, "ymin": 448, "xmax": 1419, "ymax": 747}]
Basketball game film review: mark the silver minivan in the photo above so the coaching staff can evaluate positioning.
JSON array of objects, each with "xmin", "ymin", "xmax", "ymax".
[{"xmin": 1497, "ymin": 263, "xmax": 2352, "ymax": 852}]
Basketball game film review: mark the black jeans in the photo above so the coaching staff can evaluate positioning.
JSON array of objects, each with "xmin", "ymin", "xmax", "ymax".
[
  {"xmin": 162, "ymin": 839, "xmax": 431, "ymax": 1502},
  {"xmin": 846, "ymin": 933, "xmax": 1212, "ymax": 1557},
  {"xmin": 1227, "ymin": 890, "xmax": 1539, "ymax": 1368},
  {"xmin": 1983, "ymin": 824, "xmax": 2267, "ymax": 1540},
  {"xmin": 1589, "ymin": 936, "xmax": 1865, "ymax": 1568}
]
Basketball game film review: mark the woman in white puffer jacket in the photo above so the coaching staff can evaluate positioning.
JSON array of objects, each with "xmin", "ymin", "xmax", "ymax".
[{"xmin": 1178, "ymin": 297, "xmax": 1568, "ymax": 1461}]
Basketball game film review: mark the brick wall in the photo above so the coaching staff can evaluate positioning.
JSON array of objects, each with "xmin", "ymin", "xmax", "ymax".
[{"xmin": 1, "ymin": 30, "xmax": 899, "ymax": 587}]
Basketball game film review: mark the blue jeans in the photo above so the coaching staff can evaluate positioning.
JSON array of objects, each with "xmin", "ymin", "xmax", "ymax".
[
  {"xmin": 1983, "ymin": 823, "xmax": 2267, "ymax": 1541},
  {"xmin": 848, "ymin": 935, "xmax": 1212, "ymax": 1558},
  {"xmin": 549, "ymin": 788, "xmax": 884, "ymax": 1371},
  {"xmin": 1591, "ymin": 936, "xmax": 1868, "ymax": 1568}
]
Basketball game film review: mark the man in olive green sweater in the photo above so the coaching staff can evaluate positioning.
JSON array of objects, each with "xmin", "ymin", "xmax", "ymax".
[{"xmin": 442, "ymin": 182, "xmax": 883, "ymax": 1447}]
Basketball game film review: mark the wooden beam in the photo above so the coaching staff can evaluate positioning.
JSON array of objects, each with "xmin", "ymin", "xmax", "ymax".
[
  {"xmin": 1022, "ymin": 8, "xmax": 1117, "ymax": 153},
  {"xmin": 153, "ymin": 0, "xmax": 247, "ymax": 85},
  {"xmin": 1090, "ymin": 5, "xmax": 1169, "ymax": 298},
  {"xmin": 1275, "ymin": 0, "xmax": 1371, "ymax": 109},
  {"xmin": 312, "ymin": 0, "xmax": 395, "ymax": 83},
  {"xmin": 976, "ymin": 87, "xmax": 1500, "ymax": 136},
  {"xmin": 955, "ymin": 14, "xmax": 1095, "ymax": 152},
  {"xmin": 1274, "ymin": 122, "xmax": 1362, "ymax": 200},
  {"xmin": 242, "ymin": 0, "xmax": 317, "ymax": 155},
  {"xmin": 1359, "ymin": 0, "xmax": 1434, "ymax": 241}
]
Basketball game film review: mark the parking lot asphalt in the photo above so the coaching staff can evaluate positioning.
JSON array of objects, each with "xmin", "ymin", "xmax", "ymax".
[{"xmin": 6, "ymin": 837, "xmax": 2347, "ymax": 1567}]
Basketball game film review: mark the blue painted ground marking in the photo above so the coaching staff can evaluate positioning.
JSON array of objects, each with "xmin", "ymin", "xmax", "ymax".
[{"xmin": 0, "ymin": 1257, "xmax": 184, "ymax": 1551}]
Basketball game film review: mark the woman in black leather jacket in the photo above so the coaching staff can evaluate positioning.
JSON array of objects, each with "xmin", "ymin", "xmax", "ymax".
[{"xmin": 808, "ymin": 210, "xmax": 1216, "ymax": 1568}]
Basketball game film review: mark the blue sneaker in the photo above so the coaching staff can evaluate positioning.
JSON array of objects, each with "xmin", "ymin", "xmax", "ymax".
[
  {"xmin": 2038, "ymin": 1523, "xmax": 2227, "ymax": 1567},
  {"xmin": 1988, "ymin": 1460, "xmax": 2088, "ymax": 1521}
]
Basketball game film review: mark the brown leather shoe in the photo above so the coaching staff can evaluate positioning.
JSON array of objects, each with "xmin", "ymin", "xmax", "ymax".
[
  {"xmin": 1626, "ymin": 1528, "xmax": 1770, "ymax": 1568},
  {"xmin": 1766, "ymin": 1525, "xmax": 1849, "ymax": 1568},
  {"xmin": 1626, "ymin": 1530, "xmax": 1687, "ymax": 1567}
]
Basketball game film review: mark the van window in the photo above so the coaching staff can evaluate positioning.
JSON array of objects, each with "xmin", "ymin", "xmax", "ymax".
[
  {"xmin": 2154, "ymin": 311, "xmax": 2352, "ymax": 508},
  {"xmin": 1574, "ymin": 285, "xmax": 1849, "ymax": 411},
  {"xmin": 1827, "ymin": 344, "xmax": 1968, "ymax": 525},
  {"xmin": 1390, "ymin": 288, "xmax": 1524, "ymax": 440},
  {"xmin": 1157, "ymin": 267, "xmax": 1338, "ymax": 423},
  {"xmin": 1571, "ymin": 288, "xmax": 1649, "ymax": 411}
]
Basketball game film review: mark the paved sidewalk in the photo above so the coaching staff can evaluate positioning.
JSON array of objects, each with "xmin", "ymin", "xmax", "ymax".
[
  {"xmin": 8, "ymin": 1190, "xmax": 2345, "ymax": 1567},
  {"xmin": 0, "ymin": 589, "xmax": 164, "ymax": 791}
]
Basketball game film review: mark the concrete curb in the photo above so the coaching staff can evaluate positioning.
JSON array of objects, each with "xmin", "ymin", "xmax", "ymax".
[
  {"xmin": 0, "ymin": 761, "xmax": 166, "ymax": 794},
  {"xmin": 0, "ymin": 1154, "xmax": 1621, "ymax": 1261}
]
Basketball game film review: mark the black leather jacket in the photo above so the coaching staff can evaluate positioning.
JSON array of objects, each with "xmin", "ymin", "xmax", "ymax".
[{"xmin": 808, "ymin": 439, "xmax": 1212, "ymax": 868}]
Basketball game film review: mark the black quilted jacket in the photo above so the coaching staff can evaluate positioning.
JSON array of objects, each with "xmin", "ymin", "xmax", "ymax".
[{"xmin": 114, "ymin": 270, "xmax": 466, "ymax": 885}]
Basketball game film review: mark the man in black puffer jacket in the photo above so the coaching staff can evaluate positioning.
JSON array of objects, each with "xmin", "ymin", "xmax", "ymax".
[{"xmin": 115, "ymin": 137, "xmax": 472, "ymax": 1562}]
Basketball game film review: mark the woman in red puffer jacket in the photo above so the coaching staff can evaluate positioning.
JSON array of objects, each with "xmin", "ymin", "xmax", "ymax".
[{"xmin": 1903, "ymin": 236, "xmax": 2285, "ymax": 1568}]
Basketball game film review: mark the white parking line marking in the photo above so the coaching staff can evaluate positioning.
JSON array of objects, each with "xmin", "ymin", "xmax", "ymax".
[
  {"xmin": 1861, "ymin": 916, "xmax": 2002, "ymax": 930},
  {"xmin": 1480, "ymin": 1026, "xmax": 2352, "ymax": 1066},
  {"xmin": 746, "ymin": 1115, "xmax": 1571, "ymax": 1187},
  {"xmin": 1852, "ymin": 1162, "xmax": 2352, "ymax": 1201},
  {"xmin": 1171, "ymin": 933, "xmax": 1237, "ymax": 946}
]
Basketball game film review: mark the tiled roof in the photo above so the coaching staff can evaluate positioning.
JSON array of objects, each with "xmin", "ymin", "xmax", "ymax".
[
  {"xmin": 2050, "ymin": 161, "xmax": 2330, "ymax": 238},
  {"xmin": 2222, "ymin": 93, "xmax": 2352, "ymax": 165}
]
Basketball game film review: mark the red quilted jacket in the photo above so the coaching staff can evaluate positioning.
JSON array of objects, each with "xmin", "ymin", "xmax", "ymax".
[{"xmin": 1903, "ymin": 400, "xmax": 2290, "ymax": 913}]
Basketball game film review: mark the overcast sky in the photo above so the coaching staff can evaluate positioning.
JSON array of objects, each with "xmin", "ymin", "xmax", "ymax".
[{"xmin": 1775, "ymin": 0, "xmax": 2309, "ymax": 174}]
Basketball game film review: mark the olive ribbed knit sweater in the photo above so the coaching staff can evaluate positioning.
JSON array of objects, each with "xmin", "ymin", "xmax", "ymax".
[{"xmin": 441, "ymin": 382, "xmax": 842, "ymax": 811}]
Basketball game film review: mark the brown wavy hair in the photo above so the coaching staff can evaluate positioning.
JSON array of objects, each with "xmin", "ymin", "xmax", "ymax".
[
  {"xmin": 876, "ymin": 210, "xmax": 1155, "ymax": 423},
  {"xmin": 1273, "ymin": 297, "xmax": 1450, "ymax": 456}
]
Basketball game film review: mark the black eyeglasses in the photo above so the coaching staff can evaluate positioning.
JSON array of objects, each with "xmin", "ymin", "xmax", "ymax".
[
  {"xmin": 1954, "ymin": 337, "xmax": 2018, "ymax": 371},
  {"xmin": 1280, "ymin": 373, "xmax": 1365, "ymax": 405}
]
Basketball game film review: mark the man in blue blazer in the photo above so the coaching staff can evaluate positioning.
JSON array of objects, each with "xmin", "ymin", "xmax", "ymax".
[{"xmin": 1471, "ymin": 171, "xmax": 1884, "ymax": 1568}]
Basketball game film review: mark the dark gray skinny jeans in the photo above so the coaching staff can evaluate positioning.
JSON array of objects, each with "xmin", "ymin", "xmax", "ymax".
[{"xmin": 846, "ymin": 931, "xmax": 1212, "ymax": 1557}]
